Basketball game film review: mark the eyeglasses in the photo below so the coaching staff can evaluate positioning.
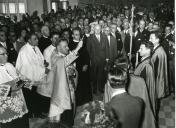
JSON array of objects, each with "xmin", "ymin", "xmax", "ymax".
[{"xmin": 0, "ymin": 52, "xmax": 8, "ymax": 56}]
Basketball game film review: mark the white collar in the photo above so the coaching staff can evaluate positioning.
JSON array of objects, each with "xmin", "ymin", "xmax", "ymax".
[
  {"xmin": 111, "ymin": 32, "xmax": 116, "ymax": 37},
  {"xmin": 43, "ymin": 35, "xmax": 49, "ymax": 38},
  {"xmin": 0, "ymin": 63, "xmax": 5, "ymax": 66},
  {"xmin": 73, "ymin": 39, "xmax": 79, "ymax": 43},
  {"xmin": 111, "ymin": 88, "xmax": 126, "ymax": 98},
  {"xmin": 95, "ymin": 34, "xmax": 100, "ymax": 37},
  {"xmin": 0, "ymin": 41, "xmax": 6, "ymax": 43},
  {"xmin": 85, "ymin": 33, "xmax": 90, "ymax": 37},
  {"xmin": 165, "ymin": 33, "xmax": 171, "ymax": 37},
  {"xmin": 27, "ymin": 43, "xmax": 36, "ymax": 48},
  {"xmin": 57, "ymin": 52, "xmax": 66, "ymax": 57},
  {"xmin": 153, "ymin": 44, "xmax": 159, "ymax": 50},
  {"xmin": 141, "ymin": 55, "xmax": 150, "ymax": 61}
]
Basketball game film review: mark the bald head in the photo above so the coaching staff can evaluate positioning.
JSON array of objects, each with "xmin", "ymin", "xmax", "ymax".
[
  {"xmin": 139, "ymin": 20, "xmax": 146, "ymax": 30},
  {"xmin": 41, "ymin": 25, "xmax": 50, "ymax": 37},
  {"xmin": 94, "ymin": 24, "xmax": 101, "ymax": 35},
  {"xmin": 104, "ymin": 26, "xmax": 110, "ymax": 36}
]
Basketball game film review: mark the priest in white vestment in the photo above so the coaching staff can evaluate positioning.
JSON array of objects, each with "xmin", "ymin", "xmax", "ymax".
[
  {"xmin": 16, "ymin": 33, "xmax": 47, "ymax": 83},
  {"xmin": 15, "ymin": 33, "xmax": 48, "ymax": 116},
  {"xmin": 48, "ymin": 38, "xmax": 83, "ymax": 127},
  {"xmin": 37, "ymin": 33, "xmax": 59, "ymax": 97},
  {"xmin": 0, "ymin": 46, "xmax": 29, "ymax": 128}
]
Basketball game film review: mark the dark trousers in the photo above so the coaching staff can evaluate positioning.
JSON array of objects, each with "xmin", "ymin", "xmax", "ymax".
[
  {"xmin": 22, "ymin": 87, "xmax": 37, "ymax": 116},
  {"xmin": 22, "ymin": 87, "xmax": 50, "ymax": 116},
  {"xmin": 76, "ymin": 69, "xmax": 92, "ymax": 106},
  {"xmin": 35, "ymin": 93, "xmax": 51, "ymax": 115},
  {"xmin": 91, "ymin": 62, "xmax": 106, "ymax": 94},
  {"xmin": 60, "ymin": 104, "xmax": 74, "ymax": 127},
  {"xmin": 0, "ymin": 114, "xmax": 29, "ymax": 128}
]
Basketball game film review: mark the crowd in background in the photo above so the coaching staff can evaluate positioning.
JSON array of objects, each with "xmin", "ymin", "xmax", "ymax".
[{"xmin": 0, "ymin": 2, "xmax": 175, "ymax": 128}]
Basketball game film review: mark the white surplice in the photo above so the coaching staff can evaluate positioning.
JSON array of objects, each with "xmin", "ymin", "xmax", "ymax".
[
  {"xmin": 0, "ymin": 63, "xmax": 28, "ymax": 123},
  {"xmin": 43, "ymin": 44, "xmax": 56, "ymax": 69},
  {"xmin": 16, "ymin": 43, "xmax": 46, "ymax": 83},
  {"xmin": 37, "ymin": 45, "xmax": 55, "ymax": 97}
]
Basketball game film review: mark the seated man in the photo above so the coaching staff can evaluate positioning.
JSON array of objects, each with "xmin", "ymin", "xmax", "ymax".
[
  {"xmin": 48, "ymin": 38, "xmax": 83, "ymax": 127},
  {"xmin": 106, "ymin": 64, "xmax": 144, "ymax": 128},
  {"xmin": 0, "ymin": 46, "xmax": 29, "ymax": 128}
]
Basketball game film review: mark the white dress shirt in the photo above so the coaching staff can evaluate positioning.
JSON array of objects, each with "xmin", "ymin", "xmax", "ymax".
[{"xmin": 0, "ymin": 41, "xmax": 7, "ymax": 49}]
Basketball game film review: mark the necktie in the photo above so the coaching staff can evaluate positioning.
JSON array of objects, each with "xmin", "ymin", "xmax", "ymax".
[
  {"xmin": 96, "ymin": 35, "xmax": 100, "ymax": 42},
  {"xmin": 33, "ymin": 47, "xmax": 36, "ymax": 53}
]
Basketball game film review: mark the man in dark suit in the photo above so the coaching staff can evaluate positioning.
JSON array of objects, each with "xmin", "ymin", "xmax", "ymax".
[
  {"xmin": 69, "ymin": 27, "xmax": 92, "ymax": 106},
  {"xmin": 7, "ymin": 31, "xmax": 18, "ymax": 65},
  {"xmin": 121, "ymin": 21, "xmax": 131, "ymax": 55},
  {"xmin": 0, "ymin": 30, "xmax": 18, "ymax": 65},
  {"xmin": 104, "ymin": 26, "xmax": 117, "ymax": 64},
  {"xmin": 161, "ymin": 24, "xmax": 175, "ymax": 94},
  {"xmin": 106, "ymin": 64, "xmax": 144, "ymax": 128},
  {"xmin": 38, "ymin": 25, "xmax": 52, "ymax": 53},
  {"xmin": 87, "ymin": 24, "xmax": 109, "ymax": 94},
  {"xmin": 134, "ymin": 20, "xmax": 150, "ymax": 54},
  {"xmin": 110, "ymin": 23, "xmax": 123, "ymax": 54}
]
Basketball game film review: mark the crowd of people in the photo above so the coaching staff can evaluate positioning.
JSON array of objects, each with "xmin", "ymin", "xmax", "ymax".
[{"xmin": 0, "ymin": 2, "xmax": 175, "ymax": 128}]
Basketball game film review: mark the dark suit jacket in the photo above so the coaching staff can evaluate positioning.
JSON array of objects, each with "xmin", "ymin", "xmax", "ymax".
[
  {"xmin": 107, "ymin": 92, "xmax": 144, "ymax": 128},
  {"xmin": 38, "ymin": 36, "xmax": 52, "ymax": 53},
  {"xmin": 115, "ymin": 31, "xmax": 123, "ymax": 52},
  {"xmin": 108, "ymin": 35, "xmax": 117, "ymax": 63},
  {"xmin": 87, "ymin": 33, "xmax": 109, "ymax": 65},
  {"xmin": 5, "ymin": 41, "xmax": 18, "ymax": 65},
  {"xmin": 161, "ymin": 33, "xmax": 174, "ymax": 58},
  {"xmin": 121, "ymin": 30, "xmax": 136, "ymax": 55}
]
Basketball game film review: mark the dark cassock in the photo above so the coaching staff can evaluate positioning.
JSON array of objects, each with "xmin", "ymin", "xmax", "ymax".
[
  {"xmin": 134, "ymin": 28, "xmax": 150, "ymax": 53},
  {"xmin": 161, "ymin": 33, "xmax": 175, "ymax": 91},
  {"xmin": 38, "ymin": 36, "xmax": 52, "ymax": 53},
  {"xmin": 87, "ymin": 33, "xmax": 109, "ymax": 93},
  {"xmin": 134, "ymin": 57, "xmax": 157, "ymax": 117},
  {"xmin": 69, "ymin": 37, "xmax": 92, "ymax": 106},
  {"xmin": 151, "ymin": 45, "xmax": 169, "ymax": 99}
]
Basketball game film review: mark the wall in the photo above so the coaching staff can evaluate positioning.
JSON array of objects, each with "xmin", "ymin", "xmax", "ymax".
[
  {"xmin": 26, "ymin": 0, "xmax": 44, "ymax": 17},
  {"xmin": 69, "ymin": 0, "xmax": 78, "ymax": 9},
  {"xmin": 78, "ymin": 0, "xmax": 174, "ymax": 8}
]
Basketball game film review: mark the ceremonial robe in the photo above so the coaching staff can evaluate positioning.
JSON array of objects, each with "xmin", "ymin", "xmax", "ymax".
[
  {"xmin": 151, "ymin": 45, "xmax": 169, "ymax": 99},
  {"xmin": 134, "ymin": 57, "xmax": 157, "ymax": 116},
  {"xmin": 48, "ymin": 51, "xmax": 78, "ymax": 126}
]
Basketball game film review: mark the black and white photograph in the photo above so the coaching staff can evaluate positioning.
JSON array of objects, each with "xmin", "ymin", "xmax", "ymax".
[{"xmin": 0, "ymin": 0, "xmax": 175, "ymax": 128}]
